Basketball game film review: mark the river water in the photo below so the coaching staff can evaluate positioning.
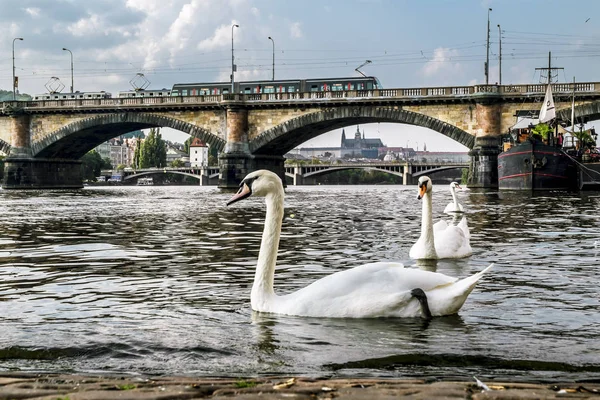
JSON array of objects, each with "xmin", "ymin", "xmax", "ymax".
[{"xmin": 0, "ymin": 184, "xmax": 599, "ymax": 382}]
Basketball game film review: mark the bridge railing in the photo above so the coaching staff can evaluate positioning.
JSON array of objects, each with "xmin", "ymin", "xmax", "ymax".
[{"xmin": 5, "ymin": 82, "xmax": 600, "ymax": 110}]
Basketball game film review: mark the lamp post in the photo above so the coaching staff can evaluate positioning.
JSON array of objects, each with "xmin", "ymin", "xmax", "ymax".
[
  {"xmin": 485, "ymin": 8, "xmax": 492, "ymax": 85},
  {"xmin": 62, "ymin": 48, "xmax": 74, "ymax": 93},
  {"xmin": 268, "ymin": 36, "xmax": 274, "ymax": 81},
  {"xmin": 231, "ymin": 24, "xmax": 239, "ymax": 93},
  {"xmin": 497, "ymin": 24, "xmax": 502, "ymax": 85},
  {"xmin": 12, "ymin": 37, "xmax": 24, "ymax": 100}
]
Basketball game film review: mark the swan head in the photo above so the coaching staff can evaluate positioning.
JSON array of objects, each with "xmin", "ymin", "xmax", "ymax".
[
  {"xmin": 417, "ymin": 176, "xmax": 432, "ymax": 200},
  {"xmin": 450, "ymin": 181, "xmax": 462, "ymax": 190},
  {"xmin": 226, "ymin": 169, "xmax": 283, "ymax": 205}
]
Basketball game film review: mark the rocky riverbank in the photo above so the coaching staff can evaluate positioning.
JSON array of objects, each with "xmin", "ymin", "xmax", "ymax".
[{"xmin": 0, "ymin": 374, "xmax": 599, "ymax": 399}]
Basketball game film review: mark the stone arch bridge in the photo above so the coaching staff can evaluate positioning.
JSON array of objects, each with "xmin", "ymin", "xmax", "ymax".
[{"xmin": 1, "ymin": 81, "xmax": 600, "ymax": 189}]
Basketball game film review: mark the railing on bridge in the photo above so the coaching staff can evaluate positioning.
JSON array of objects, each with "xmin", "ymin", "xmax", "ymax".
[{"xmin": 3, "ymin": 82, "xmax": 599, "ymax": 110}]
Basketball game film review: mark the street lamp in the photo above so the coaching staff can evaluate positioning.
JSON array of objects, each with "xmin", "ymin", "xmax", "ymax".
[
  {"xmin": 485, "ymin": 8, "xmax": 492, "ymax": 85},
  {"xmin": 497, "ymin": 24, "xmax": 502, "ymax": 85},
  {"xmin": 268, "ymin": 36, "xmax": 275, "ymax": 81},
  {"xmin": 62, "ymin": 48, "xmax": 74, "ymax": 93},
  {"xmin": 231, "ymin": 24, "xmax": 239, "ymax": 93},
  {"xmin": 12, "ymin": 37, "xmax": 24, "ymax": 100}
]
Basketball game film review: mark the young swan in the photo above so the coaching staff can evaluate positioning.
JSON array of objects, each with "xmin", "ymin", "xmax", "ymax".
[
  {"xmin": 227, "ymin": 170, "xmax": 491, "ymax": 318},
  {"xmin": 443, "ymin": 182, "xmax": 465, "ymax": 214},
  {"xmin": 409, "ymin": 176, "xmax": 472, "ymax": 260}
]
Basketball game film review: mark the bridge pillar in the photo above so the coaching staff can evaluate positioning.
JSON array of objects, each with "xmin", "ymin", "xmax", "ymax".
[
  {"xmin": 468, "ymin": 102, "xmax": 502, "ymax": 188},
  {"xmin": 403, "ymin": 169, "xmax": 413, "ymax": 186},
  {"xmin": 2, "ymin": 110, "xmax": 84, "ymax": 189},
  {"xmin": 219, "ymin": 106, "xmax": 251, "ymax": 189}
]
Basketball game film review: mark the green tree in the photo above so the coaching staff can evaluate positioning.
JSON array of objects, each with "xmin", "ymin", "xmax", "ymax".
[
  {"xmin": 80, "ymin": 150, "xmax": 104, "ymax": 181},
  {"xmin": 170, "ymin": 159, "xmax": 185, "ymax": 167},
  {"xmin": 102, "ymin": 157, "xmax": 112, "ymax": 169},
  {"xmin": 183, "ymin": 137, "xmax": 193, "ymax": 154},
  {"xmin": 137, "ymin": 128, "xmax": 167, "ymax": 168}
]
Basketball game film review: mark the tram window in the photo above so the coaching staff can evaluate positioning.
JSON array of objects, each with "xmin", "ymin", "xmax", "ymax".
[
  {"xmin": 332, "ymin": 83, "xmax": 343, "ymax": 91},
  {"xmin": 288, "ymin": 86, "xmax": 296, "ymax": 92},
  {"xmin": 222, "ymin": 88, "xmax": 229, "ymax": 94},
  {"xmin": 264, "ymin": 86, "xmax": 275, "ymax": 93},
  {"xmin": 310, "ymin": 85, "xmax": 318, "ymax": 92},
  {"xmin": 182, "ymin": 90, "xmax": 188, "ymax": 96}
]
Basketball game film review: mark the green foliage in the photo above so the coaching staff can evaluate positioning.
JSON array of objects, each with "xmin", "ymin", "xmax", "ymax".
[
  {"xmin": 80, "ymin": 150, "xmax": 104, "ymax": 181},
  {"xmin": 183, "ymin": 136, "xmax": 192, "ymax": 154},
  {"xmin": 116, "ymin": 164, "xmax": 126, "ymax": 171},
  {"xmin": 134, "ymin": 128, "xmax": 167, "ymax": 168},
  {"xmin": 0, "ymin": 89, "xmax": 31, "ymax": 101},
  {"xmin": 572, "ymin": 129, "xmax": 595, "ymax": 148},
  {"xmin": 461, "ymin": 168, "xmax": 469, "ymax": 185},
  {"xmin": 102, "ymin": 157, "xmax": 112, "ymax": 170},
  {"xmin": 234, "ymin": 380, "xmax": 257, "ymax": 388},
  {"xmin": 169, "ymin": 158, "xmax": 185, "ymax": 167},
  {"xmin": 117, "ymin": 384, "xmax": 137, "ymax": 390},
  {"xmin": 531, "ymin": 123, "xmax": 552, "ymax": 140}
]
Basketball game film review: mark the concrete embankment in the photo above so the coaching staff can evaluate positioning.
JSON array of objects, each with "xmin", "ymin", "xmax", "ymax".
[{"xmin": 1, "ymin": 374, "xmax": 599, "ymax": 399}]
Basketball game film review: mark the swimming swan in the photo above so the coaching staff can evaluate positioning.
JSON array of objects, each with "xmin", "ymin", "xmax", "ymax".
[
  {"xmin": 443, "ymin": 182, "xmax": 464, "ymax": 214},
  {"xmin": 227, "ymin": 169, "xmax": 491, "ymax": 318},
  {"xmin": 410, "ymin": 176, "xmax": 472, "ymax": 260}
]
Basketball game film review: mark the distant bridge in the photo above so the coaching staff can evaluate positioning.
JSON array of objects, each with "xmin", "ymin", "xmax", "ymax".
[{"xmin": 102, "ymin": 160, "xmax": 468, "ymax": 186}]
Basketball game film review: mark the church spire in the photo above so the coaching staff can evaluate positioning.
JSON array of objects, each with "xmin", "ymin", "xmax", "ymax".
[{"xmin": 341, "ymin": 129, "xmax": 346, "ymax": 147}]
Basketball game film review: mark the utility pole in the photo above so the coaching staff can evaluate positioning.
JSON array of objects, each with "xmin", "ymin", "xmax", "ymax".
[
  {"xmin": 231, "ymin": 24, "xmax": 239, "ymax": 94},
  {"xmin": 497, "ymin": 24, "xmax": 502, "ymax": 85},
  {"xmin": 535, "ymin": 52, "xmax": 563, "ymax": 85},
  {"xmin": 485, "ymin": 8, "xmax": 492, "ymax": 85}
]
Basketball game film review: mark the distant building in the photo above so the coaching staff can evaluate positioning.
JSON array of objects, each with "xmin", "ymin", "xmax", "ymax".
[
  {"xmin": 189, "ymin": 137, "xmax": 209, "ymax": 167},
  {"xmin": 166, "ymin": 145, "xmax": 187, "ymax": 164},
  {"xmin": 340, "ymin": 125, "xmax": 385, "ymax": 158},
  {"xmin": 95, "ymin": 137, "xmax": 137, "ymax": 167},
  {"xmin": 291, "ymin": 125, "xmax": 385, "ymax": 160}
]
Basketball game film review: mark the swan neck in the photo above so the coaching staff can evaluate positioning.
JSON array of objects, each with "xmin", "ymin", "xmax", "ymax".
[
  {"xmin": 421, "ymin": 191, "xmax": 436, "ymax": 251},
  {"xmin": 253, "ymin": 191, "xmax": 284, "ymax": 299},
  {"xmin": 451, "ymin": 186, "xmax": 458, "ymax": 206}
]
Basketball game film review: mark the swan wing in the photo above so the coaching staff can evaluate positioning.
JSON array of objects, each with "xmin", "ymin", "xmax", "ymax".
[
  {"xmin": 457, "ymin": 216, "xmax": 471, "ymax": 240},
  {"xmin": 427, "ymin": 264, "xmax": 493, "ymax": 316},
  {"xmin": 274, "ymin": 262, "xmax": 458, "ymax": 318},
  {"xmin": 434, "ymin": 224, "xmax": 472, "ymax": 259}
]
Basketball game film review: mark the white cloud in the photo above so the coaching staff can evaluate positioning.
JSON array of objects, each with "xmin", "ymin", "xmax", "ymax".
[
  {"xmin": 420, "ymin": 47, "xmax": 465, "ymax": 84},
  {"xmin": 197, "ymin": 22, "xmax": 239, "ymax": 51},
  {"xmin": 290, "ymin": 22, "xmax": 302, "ymax": 39},
  {"xmin": 25, "ymin": 7, "xmax": 41, "ymax": 18}
]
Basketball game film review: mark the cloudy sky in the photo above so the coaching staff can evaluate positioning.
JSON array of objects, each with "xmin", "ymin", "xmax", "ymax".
[{"xmin": 2, "ymin": 0, "xmax": 600, "ymax": 150}]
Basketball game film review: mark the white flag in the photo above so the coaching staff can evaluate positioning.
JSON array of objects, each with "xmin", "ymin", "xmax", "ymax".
[{"xmin": 539, "ymin": 84, "xmax": 556, "ymax": 123}]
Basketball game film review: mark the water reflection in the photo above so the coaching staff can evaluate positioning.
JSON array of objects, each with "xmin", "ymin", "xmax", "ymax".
[{"xmin": 0, "ymin": 185, "xmax": 599, "ymax": 380}]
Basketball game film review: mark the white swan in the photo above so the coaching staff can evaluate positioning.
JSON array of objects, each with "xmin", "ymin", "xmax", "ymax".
[
  {"xmin": 443, "ymin": 181, "xmax": 464, "ymax": 214},
  {"xmin": 410, "ymin": 176, "xmax": 472, "ymax": 260},
  {"xmin": 227, "ymin": 169, "xmax": 491, "ymax": 318}
]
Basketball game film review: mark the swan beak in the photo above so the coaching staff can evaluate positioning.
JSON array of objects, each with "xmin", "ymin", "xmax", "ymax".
[
  {"xmin": 417, "ymin": 184, "xmax": 427, "ymax": 200},
  {"xmin": 456, "ymin": 184, "xmax": 463, "ymax": 190},
  {"xmin": 227, "ymin": 182, "xmax": 252, "ymax": 205}
]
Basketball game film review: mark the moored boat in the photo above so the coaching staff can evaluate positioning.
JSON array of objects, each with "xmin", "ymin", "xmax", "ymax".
[{"xmin": 498, "ymin": 138, "xmax": 577, "ymax": 190}]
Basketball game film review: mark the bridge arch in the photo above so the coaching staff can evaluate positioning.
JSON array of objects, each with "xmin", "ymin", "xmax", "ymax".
[
  {"xmin": 122, "ymin": 170, "xmax": 219, "ymax": 181},
  {"xmin": 556, "ymin": 100, "xmax": 600, "ymax": 124},
  {"xmin": 250, "ymin": 106, "xmax": 474, "ymax": 155},
  {"xmin": 32, "ymin": 113, "xmax": 226, "ymax": 159}
]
